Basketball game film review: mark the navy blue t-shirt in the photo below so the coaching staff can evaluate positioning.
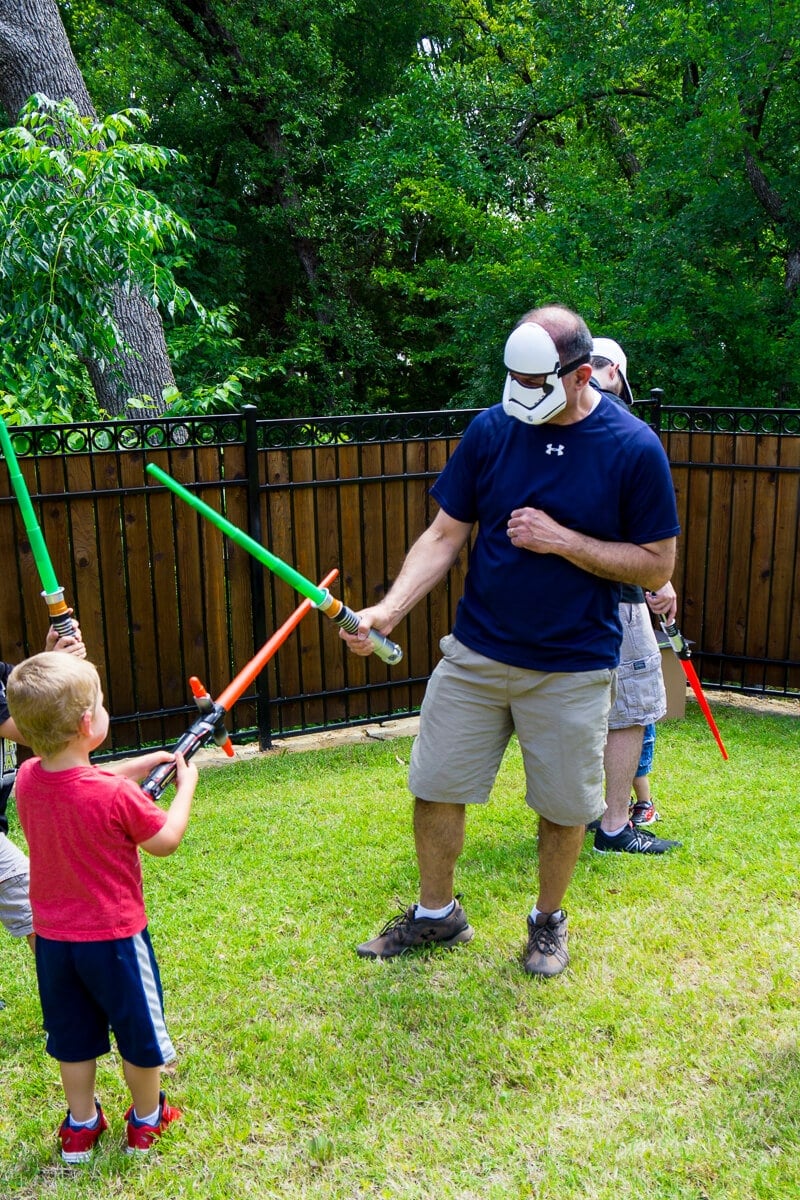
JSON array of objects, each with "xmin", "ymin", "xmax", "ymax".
[{"xmin": 430, "ymin": 396, "xmax": 680, "ymax": 671}]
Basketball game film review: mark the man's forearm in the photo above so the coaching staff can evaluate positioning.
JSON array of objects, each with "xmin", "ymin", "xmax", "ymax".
[
  {"xmin": 558, "ymin": 531, "xmax": 676, "ymax": 592},
  {"xmin": 378, "ymin": 520, "xmax": 471, "ymax": 628}
]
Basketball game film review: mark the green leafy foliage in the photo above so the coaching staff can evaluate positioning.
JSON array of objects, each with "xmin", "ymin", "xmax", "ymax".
[
  {"xmin": 0, "ymin": 95, "xmax": 229, "ymax": 421},
  {"xmin": 11, "ymin": 2, "xmax": 800, "ymax": 415}
]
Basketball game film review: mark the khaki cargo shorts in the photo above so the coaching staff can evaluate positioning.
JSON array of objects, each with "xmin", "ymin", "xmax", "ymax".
[{"xmin": 408, "ymin": 635, "xmax": 612, "ymax": 826}]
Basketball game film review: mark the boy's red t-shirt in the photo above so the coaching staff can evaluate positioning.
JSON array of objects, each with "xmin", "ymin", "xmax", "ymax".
[{"xmin": 15, "ymin": 759, "xmax": 168, "ymax": 941}]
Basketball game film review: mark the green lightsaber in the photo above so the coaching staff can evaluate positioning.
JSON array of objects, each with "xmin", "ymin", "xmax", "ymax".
[
  {"xmin": 145, "ymin": 462, "xmax": 403, "ymax": 665},
  {"xmin": 0, "ymin": 415, "xmax": 78, "ymax": 638}
]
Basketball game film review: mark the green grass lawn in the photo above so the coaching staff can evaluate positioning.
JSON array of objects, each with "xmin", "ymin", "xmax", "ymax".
[{"xmin": 1, "ymin": 699, "xmax": 799, "ymax": 1199}]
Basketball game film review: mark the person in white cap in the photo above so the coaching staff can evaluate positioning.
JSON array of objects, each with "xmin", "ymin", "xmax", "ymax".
[
  {"xmin": 341, "ymin": 305, "xmax": 679, "ymax": 977},
  {"xmin": 589, "ymin": 337, "xmax": 681, "ymax": 854},
  {"xmin": 589, "ymin": 336, "xmax": 633, "ymax": 406}
]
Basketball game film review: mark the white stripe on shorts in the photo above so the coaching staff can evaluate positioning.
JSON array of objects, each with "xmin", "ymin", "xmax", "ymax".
[{"xmin": 133, "ymin": 931, "xmax": 177, "ymax": 1064}]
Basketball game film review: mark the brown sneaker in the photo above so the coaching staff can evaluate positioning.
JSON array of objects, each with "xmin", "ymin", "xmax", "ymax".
[
  {"xmin": 523, "ymin": 911, "xmax": 569, "ymax": 978},
  {"xmin": 356, "ymin": 899, "xmax": 474, "ymax": 959}
]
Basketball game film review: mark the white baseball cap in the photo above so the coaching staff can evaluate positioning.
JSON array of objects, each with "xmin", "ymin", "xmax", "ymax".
[{"xmin": 592, "ymin": 336, "xmax": 633, "ymax": 405}]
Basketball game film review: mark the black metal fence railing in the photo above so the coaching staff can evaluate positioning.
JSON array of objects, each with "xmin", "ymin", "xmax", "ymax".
[{"xmin": 1, "ymin": 403, "xmax": 797, "ymax": 760}]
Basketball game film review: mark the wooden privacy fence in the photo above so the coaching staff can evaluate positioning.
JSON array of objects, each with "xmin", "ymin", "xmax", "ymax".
[
  {"xmin": 0, "ymin": 403, "xmax": 798, "ymax": 758},
  {"xmin": 659, "ymin": 408, "xmax": 800, "ymax": 695}
]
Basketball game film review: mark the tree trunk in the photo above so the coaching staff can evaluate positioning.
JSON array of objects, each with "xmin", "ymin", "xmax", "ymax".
[
  {"xmin": 0, "ymin": 0, "xmax": 93, "ymax": 116},
  {"xmin": 744, "ymin": 150, "xmax": 800, "ymax": 296},
  {"xmin": 82, "ymin": 289, "xmax": 178, "ymax": 411},
  {"xmin": 0, "ymin": 0, "xmax": 174, "ymax": 415}
]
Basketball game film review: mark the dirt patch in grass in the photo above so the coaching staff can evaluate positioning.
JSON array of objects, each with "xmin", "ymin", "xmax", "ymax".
[
  {"xmin": 195, "ymin": 715, "xmax": 421, "ymax": 769},
  {"xmin": 706, "ymin": 689, "xmax": 800, "ymax": 717},
  {"xmin": 193, "ymin": 688, "xmax": 798, "ymax": 774}
]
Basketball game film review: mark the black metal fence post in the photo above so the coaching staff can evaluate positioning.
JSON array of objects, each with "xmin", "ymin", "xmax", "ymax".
[{"xmin": 243, "ymin": 405, "xmax": 272, "ymax": 750}]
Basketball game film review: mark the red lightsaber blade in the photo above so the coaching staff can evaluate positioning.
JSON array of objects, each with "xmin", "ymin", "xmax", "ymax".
[{"xmin": 660, "ymin": 618, "xmax": 729, "ymax": 760}]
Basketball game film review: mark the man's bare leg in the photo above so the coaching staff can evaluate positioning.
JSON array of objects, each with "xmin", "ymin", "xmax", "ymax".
[
  {"xmin": 523, "ymin": 815, "xmax": 583, "ymax": 977},
  {"xmin": 414, "ymin": 798, "xmax": 465, "ymax": 909},
  {"xmin": 356, "ymin": 797, "xmax": 471, "ymax": 958},
  {"xmin": 601, "ymin": 725, "xmax": 645, "ymax": 832},
  {"xmin": 535, "ymin": 816, "xmax": 585, "ymax": 914}
]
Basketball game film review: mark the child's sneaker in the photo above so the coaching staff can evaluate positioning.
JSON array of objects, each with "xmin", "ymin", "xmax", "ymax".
[
  {"xmin": 58, "ymin": 1101, "xmax": 108, "ymax": 1163},
  {"xmin": 629, "ymin": 798, "xmax": 660, "ymax": 827},
  {"xmin": 125, "ymin": 1091, "xmax": 181, "ymax": 1153}
]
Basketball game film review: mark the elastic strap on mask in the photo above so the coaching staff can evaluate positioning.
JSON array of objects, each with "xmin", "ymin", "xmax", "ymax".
[{"xmin": 557, "ymin": 353, "xmax": 590, "ymax": 379}]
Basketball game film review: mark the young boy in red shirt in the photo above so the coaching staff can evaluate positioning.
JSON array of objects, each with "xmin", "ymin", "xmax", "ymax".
[
  {"xmin": 7, "ymin": 652, "xmax": 197, "ymax": 1162},
  {"xmin": 1, "ymin": 621, "xmax": 86, "ymax": 1003}
]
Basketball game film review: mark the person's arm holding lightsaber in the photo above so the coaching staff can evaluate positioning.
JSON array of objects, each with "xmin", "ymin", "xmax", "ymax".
[
  {"xmin": 644, "ymin": 581, "xmax": 678, "ymax": 623},
  {"xmin": 340, "ymin": 509, "xmax": 473, "ymax": 657},
  {"xmin": 644, "ymin": 582, "xmax": 728, "ymax": 760}
]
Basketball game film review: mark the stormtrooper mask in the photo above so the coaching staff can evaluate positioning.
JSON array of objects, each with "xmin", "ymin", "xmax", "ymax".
[{"xmin": 501, "ymin": 322, "xmax": 588, "ymax": 425}]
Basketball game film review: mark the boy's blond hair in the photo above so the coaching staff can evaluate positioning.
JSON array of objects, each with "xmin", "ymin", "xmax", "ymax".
[{"xmin": 7, "ymin": 653, "xmax": 102, "ymax": 758}]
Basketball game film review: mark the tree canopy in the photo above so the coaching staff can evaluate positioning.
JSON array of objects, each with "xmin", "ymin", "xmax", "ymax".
[{"xmin": 1, "ymin": 0, "xmax": 798, "ymax": 418}]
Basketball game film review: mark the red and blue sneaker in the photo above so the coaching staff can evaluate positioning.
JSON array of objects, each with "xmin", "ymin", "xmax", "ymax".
[
  {"xmin": 125, "ymin": 1091, "xmax": 182, "ymax": 1154},
  {"xmin": 58, "ymin": 1100, "xmax": 108, "ymax": 1164}
]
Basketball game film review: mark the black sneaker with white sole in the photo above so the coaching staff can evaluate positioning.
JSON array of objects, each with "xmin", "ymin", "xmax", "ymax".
[{"xmin": 594, "ymin": 822, "xmax": 680, "ymax": 854}]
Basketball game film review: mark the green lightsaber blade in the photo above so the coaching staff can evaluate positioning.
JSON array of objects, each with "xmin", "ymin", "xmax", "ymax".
[
  {"xmin": 0, "ymin": 416, "xmax": 60, "ymax": 593},
  {"xmin": 146, "ymin": 462, "xmax": 325, "ymax": 602},
  {"xmin": 145, "ymin": 462, "xmax": 403, "ymax": 665},
  {"xmin": 0, "ymin": 415, "xmax": 78, "ymax": 637}
]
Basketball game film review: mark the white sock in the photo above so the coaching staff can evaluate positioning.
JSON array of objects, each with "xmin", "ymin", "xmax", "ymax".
[
  {"xmin": 414, "ymin": 900, "xmax": 455, "ymax": 920},
  {"xmin": 604, "ymin": 822, "xmax": 629, "ymax": 838},
  {"xmin": 132, "ymin": 1104, "xmax": 161, "ymax": 1126},
  {"xmin": 69, "ymin": 1110, "xmax": 99, "ymax": 1130},
  {"xmin": 530, "ymin": 907, "xmax": 563, "ymax": 925}
]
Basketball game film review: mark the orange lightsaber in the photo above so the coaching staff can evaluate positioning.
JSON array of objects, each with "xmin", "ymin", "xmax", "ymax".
[{"xmin": 142, "ymin": 568, "xmax": 338, "ymax": 798}]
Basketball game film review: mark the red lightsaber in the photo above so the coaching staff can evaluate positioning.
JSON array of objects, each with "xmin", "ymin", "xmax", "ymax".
[
  {"xmin": 659, "ymin": 618, "xmax": 729, "ymax": 760},
  {"xmin": 142, "ymin": 568, "xmax": 338, "ymax": 798}
]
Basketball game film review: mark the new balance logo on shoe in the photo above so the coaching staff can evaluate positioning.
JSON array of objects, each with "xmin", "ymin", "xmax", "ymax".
[{"xmin": 594, "ymin": 823, "xmax": 680, "ymax": 854}]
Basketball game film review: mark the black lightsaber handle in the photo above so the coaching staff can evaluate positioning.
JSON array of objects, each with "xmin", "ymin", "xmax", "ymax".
[
  {"xmin": 141, "ymin": 705, "xmax": 227, "ymax": 801},
  {"xmin": 42, "ymin": 587, "xmax": 80, "ymax": 640},
  {"xmin": 49, "ymin": 610, "xmax": 80, "ymax": 639}
]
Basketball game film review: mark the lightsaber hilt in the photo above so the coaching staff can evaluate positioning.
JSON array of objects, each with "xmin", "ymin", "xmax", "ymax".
[
  {"xmin": 142, "ymin": 696, "xmax": 230, "ymax": 801},
  {"xmin": 43, "ymin": 587, "xmax": 79, "ymax": 640},
  {"xmin": 659, "ymin": 617, "xmax": 691, "ymax": 660},
  {"xmin": 189, "ymin": 676, "xmax": 234, "ymax": 754},
  {"xmin": 314, "ymin": 589, "xmax": 403, "ymax": 665}
]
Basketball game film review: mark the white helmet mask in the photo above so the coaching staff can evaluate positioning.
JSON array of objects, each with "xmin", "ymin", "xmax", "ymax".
[{"xmin": 501, "ymin": 323, "xmax": 576, "ymax": 425}]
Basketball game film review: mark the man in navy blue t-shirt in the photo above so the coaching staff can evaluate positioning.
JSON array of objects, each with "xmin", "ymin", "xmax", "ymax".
[{"xmin": 341, "ymin": 304, "xmax": 679, "ymax": 977}]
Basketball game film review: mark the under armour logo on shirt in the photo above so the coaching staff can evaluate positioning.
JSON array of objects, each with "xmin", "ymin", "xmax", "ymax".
[{"xmin": 546, "ymin": 443, "xmax": 565, "ymax": 456}]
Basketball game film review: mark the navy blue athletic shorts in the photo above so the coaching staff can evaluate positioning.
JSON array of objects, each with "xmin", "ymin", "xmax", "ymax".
[{"xmin": 35, "ymin": 927, "xmax": 176, "ymax": 1067}]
